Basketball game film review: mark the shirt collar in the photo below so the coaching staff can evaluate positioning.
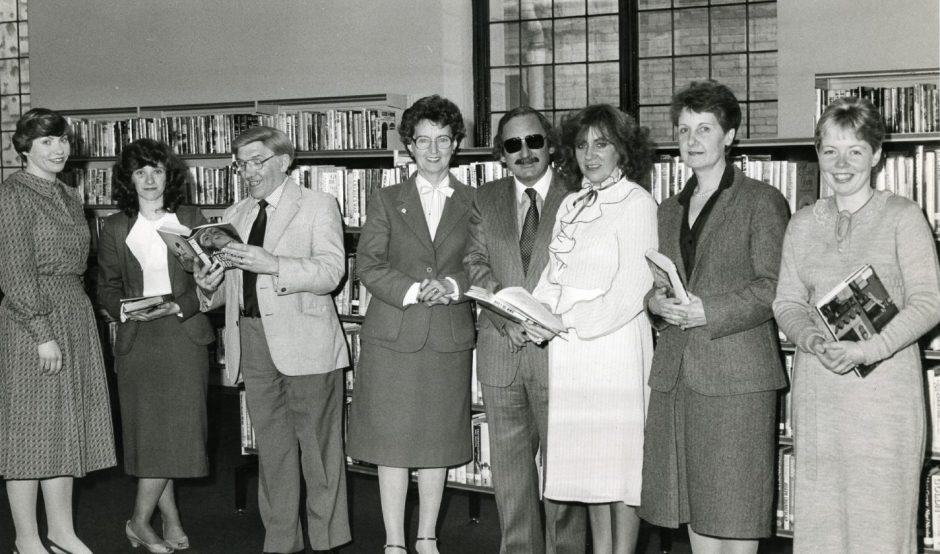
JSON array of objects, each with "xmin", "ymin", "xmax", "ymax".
[
  {"xmin": 514, "ymin": 169, "xmax": 552, "ymax": 203},
  {"xmin": 415, "ymin": 174, "xmax": 454, "ymax": 197},
  {"xmin": 260, "ymin": 176, "xmax": 289, "ymax": 208}
]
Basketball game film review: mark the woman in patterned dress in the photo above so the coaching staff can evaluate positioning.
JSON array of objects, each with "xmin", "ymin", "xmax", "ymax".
[
  {"xmin": 98, "ymin": 139, "xmax": 215, "ymax": 552},
  {"xmin": 530, "ymin": 104, "xmax": 658, "ymax": 554},
  {"xmin": 773, "ymin": 97, "xmax": 940, "ymax": 552},
  {"xmin": 0, "ymin": 108, "xmax": 116, "ymax": 554}
]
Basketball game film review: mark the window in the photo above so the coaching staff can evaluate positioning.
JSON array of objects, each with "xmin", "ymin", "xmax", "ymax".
[
  {"xmin": 473, "ymin": 0, "xmax": 777, "ymax": 144},
  {"xmin": 637, "ymin": 0, "xmax": 778, "ymax": 141},
  {"xmin": 0, "ymin": 0, "xmax": 28, "ymax": 182}
]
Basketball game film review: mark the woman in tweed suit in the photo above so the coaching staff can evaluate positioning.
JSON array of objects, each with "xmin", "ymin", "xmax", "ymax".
[
  {"xmin": 638, "ymin": 81, "xmax": 790, "ymax": 553},
  {"xmin": 774, "ymin": 98, "xmax": 940, "ymax": 552},
  {"xmin": 531, "ymin": 104, "xmax": 658, "ymax": 554}
]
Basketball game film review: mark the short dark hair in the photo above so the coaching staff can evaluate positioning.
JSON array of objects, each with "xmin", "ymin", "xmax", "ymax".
[
  {"xmin": 670, "ymin": 80, "xmax": 742, "ymax": 135},
  {"xmin": 492, "ymin": 106, "xmax": 558, "ymax": 162},
  {"xmin": 557, "ymin": 104, "xmax": 656, "ymax": 191},
  {"xmin": 398, "ymin": 95, "xmax": 466, "ymax": 148},
  {"xmin": 13, "ymin": 108, "xmax": 70, "ymax": 160},
  {"xmin": 112, "ymin": 138, "xmax": 191, "ymax": 216},
  {"xmin": 231, "ymin": 125, "xmax": 295, "ymax": 161},
  {"xmin": 814, "ymin": 97, "xmax": 885, "ymax": 155}
]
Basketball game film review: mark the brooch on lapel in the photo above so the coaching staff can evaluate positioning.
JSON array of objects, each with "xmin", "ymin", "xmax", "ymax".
[{"xmin": 401, "ymin": 208, "xmax": 407, "ymax": 214}]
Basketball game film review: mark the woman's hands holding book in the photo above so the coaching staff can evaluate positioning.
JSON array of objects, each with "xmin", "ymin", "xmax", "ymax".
[
  {"xmin": 126, "ymin": 302, "xmax": 181, "ymax": 322},
  {"xmin": 195, "ymin": 261, "xmax": 225, "ymax": 295}
]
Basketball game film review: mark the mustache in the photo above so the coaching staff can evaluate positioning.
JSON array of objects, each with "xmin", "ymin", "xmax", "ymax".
[{"xmin": 514, "ymin": 156, "xmax": 540, "ymax": 165}]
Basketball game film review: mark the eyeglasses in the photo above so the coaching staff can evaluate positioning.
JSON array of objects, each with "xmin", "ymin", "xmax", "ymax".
[
  {"xmin": 412, "ymin": 135, "xmax": 454, "ymax": 150},
  {"xmin": 503, "ymin": 134, "xmax": 546, "ymax": 154},
  {"xmin": 232, "ymin": 154, "xmax": 276, "ymax": 172}
]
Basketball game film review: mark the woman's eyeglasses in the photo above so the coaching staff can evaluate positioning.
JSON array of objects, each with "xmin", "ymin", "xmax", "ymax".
[
  {"xmin": 412, "ymin": 135, "xmax": 454, "ymax": 150},
  {"xmin": 503, "ymin": 134, "xmax": 546, "ymax": 154}
]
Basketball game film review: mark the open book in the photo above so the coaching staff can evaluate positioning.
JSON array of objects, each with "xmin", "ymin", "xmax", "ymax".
[
  {"xmin": 814, "ymin": 264, "xmax": 898, "ymax": 377},
  {"xmin": 157, "ymin": 221, "xmax": 242, "ymax": 269},
  {"xmin": 645, "ymin": 249, "xmax": 690, "ymax": 304},
  {"xmin": 465, "ymin": 286, "xmax": 566, "ymax": 337},
  {"xmin": 121, "ymin": 294, "xmax": 173, "ymax": 316}
]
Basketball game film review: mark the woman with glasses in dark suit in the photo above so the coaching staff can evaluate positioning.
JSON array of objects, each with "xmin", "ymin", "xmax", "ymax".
[{"xmin": 347, "ymin": 95, "xmax": 476, "ymax": 554}]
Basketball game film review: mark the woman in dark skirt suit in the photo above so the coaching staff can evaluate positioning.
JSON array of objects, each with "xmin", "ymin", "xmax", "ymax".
[
  {"xmin": 97, "ymin": 139, "xmax": 214, "ymax": 552},
  {"xmin": 0, "ymin": 108, "xmax": 116, "ymax": 554},
  {"xmin": 347, "ymin": 95, "xmax": 476, "ymax": 554},
  {"xmin": 638, "ymin": 81, "xmax": 790, "ymax": 553}
]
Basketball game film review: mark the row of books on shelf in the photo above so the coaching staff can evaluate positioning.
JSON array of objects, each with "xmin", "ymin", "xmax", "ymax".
[
  {"xmin": 815, "ymin": 82, "xmax": 939, "ymax": 134},
  {"xmin": 649, "ymin": 155, "xmax": 819, "ymax": 214},
  {"xmin": 924, "ymin": 463, "xmax": 940, "ymax": 548},
  {"xmin": 66, "ymin": 107, "xmax": 402, "ymax": 158},
  {"xmin": 334, "ymin": 257, "xmax": 371, "ymax": 317}
]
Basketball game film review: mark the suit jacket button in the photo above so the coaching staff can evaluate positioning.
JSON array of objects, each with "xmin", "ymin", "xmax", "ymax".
[
  {"xmin": 280, "ymin": 287, "xmax": 287, "ymax": 292},
  {"xmin": 426, "ymin": 267, "xmax": 433, "ymax": 273}
]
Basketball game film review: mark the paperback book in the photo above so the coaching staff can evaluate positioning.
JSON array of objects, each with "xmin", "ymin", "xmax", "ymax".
[
  {"xmin": 465, "ymin": 286, "xmax": 566, "ymax": 337},
  {"xmin": 814, "ymin": 264, "xmax": 898, "ymax": 377},
  {"xmin": 645, "ymin": 249, "xmax": 690, "ymax": 304},
  {"xmin": 157, "ymin": 221, "xmax": 242, "ymax": 269},
  {"xmin": 120, "ymin": 294, "xmax": 173, "ymax": 316}
]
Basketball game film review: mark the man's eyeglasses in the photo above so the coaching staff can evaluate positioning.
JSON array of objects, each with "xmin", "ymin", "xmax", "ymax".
[
  {"xmin": 232, "ymin": 154, "xmax": 276, "ymax": 172},
  {"xmin": 412, "ymin": 135, "xmax": 454, "ymax": 150},
  {"xmin": 503, "ymin": 134, "xmax": 546, "ymax": 154}
]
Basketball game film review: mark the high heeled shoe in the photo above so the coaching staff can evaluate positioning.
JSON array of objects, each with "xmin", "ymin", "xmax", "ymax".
[
  {"xmin": 415, "ymin": 537, "xmax": 438, "ymax": 553},
  {"xmin": 125, "ymin": 521, "xmax": 174, "ymax": 553},
  {"xmin": 45, "ymin": 538, "xmax": 74, "ymax": 554},
  {"xmin": 384, "ymin": 545, "xmax": 408, "ymax": 552},
  {"xmin": 161, "ymin": 523, "xmax": 189, "ymax": 551}
]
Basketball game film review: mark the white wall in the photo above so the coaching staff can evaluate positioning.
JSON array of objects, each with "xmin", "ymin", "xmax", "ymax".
[
  {"xmin": 30, "ymin": 0, "xmax": 475, "ymax": 137},
  {"xmin": 777, "ymin": 0, "xmax": 939, "ymax": 137}
]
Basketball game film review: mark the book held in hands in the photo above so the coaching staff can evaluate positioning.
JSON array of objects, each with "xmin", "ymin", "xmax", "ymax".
[
  {"xmin": 156, "ymin": 221, "xmax": 242, "ymax": 269},
  {"xmin": 465, "ymin": 286, "xmax": 566, "ymax": 337},
  {"xmin": 120, "ymin": 294, "xmax": 173, "ymax": 315},
  {"xmin": 814, "ymin": 264, "xmax": 898, "ymax": 377},
  {"xmin": 645, "ymin": 249, "xmax": 690, "ymax": 304}
]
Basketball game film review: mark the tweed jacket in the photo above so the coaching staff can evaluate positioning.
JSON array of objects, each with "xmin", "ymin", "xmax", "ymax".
[
  {"xmin": 648, "ymin": 167, "xmax": 790, "ymax": 396},
  {"xmin": 463, "ymin": 172, "xmax": 568, "ymax": 387},
  {"xmin": 200, "ymin": 178, "xmax": 349, "ymax": 383},
  {"xmin": 97, "ymin": 204, "xmax": 215, "ymax": 356},
  {"xmin": 357, "ymin": 173, "xmax": 476, "ymax": 353}
]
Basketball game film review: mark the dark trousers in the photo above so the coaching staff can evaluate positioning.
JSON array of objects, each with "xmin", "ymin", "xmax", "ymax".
[
  {"xmin": 239, "ymin": 317, "xmax": 350, "ymax": 552},
  {"xmin": 482, "ymin": 355, "xmax": 586, "ymax": 554}
]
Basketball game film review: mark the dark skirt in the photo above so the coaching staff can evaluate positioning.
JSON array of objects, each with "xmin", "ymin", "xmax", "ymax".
[
  {"xmin": 116, "ymin": 315, "xmax": 209, "ymax": 478},
  {"xmin": 346, "ymin": 343, "xmax": 472, "ymax": 468},
  {"xmin": 639, "ymin": 375, "xmax": 778, "ymax": 538}
]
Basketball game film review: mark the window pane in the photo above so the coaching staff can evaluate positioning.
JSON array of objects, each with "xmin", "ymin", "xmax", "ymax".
[
  {"xmin": 489, "ymin": 0, "xmax": 519, "ymax": 22},
  {"xmin": 490, "ymin": 22, "xmax": 520, "ymax": 66},
  {"xmin": 674, "ymin": 56, "xmax": 709, "ymax": 90},
  {"xmin": 674, "ymin": 8, "xmax": 708, "ymax": 56},
  {"xmin": 749, "ymin": 101, "xmax": 777, "ymax": 138},
  {"xmin": 711, "ymin": 0, "xmax": 741, "ymax": 4},
  {"xmin": 521, "ymin": 0, "xmax": 553, "ymax": 19},
  {"xmin": 0, "ymin": 21, "xmax": 16, "ymax": 57},
  {"xmin": 588, "ymin": 62, "xmax": 619, "ymax": 105},
  {"xmin": 553, "ymin": 0, "xmax": 585, "ymax": 17},
  {"xmin": 490, "ymin": 113, "xmax": 504, "ymax": 146},
  {"xmin": 588, "ymin": 15, "xmax": 618, "ymax": 62},
  {"xmin": 1, "ymin": 93, "xmax": 19, "ymax": 130},
  {"xmin": 0, "ymin": 58, "xmax": 20, "ymax": 94},
  {"xmin": 675, "ymin": 0, "xmax": 707, "ymax": 6},
  {"xmin": 554, "ymin": 17, "xmax": 586, "ymax": 63},
  {"xmin": 710, "ymin": 5, "xmax": 746, "ymax": 53},
  {"xmin": 18, "ymin": 56, "xmax": 26, "ymax": 94},
  {"xmin": 18, "ymin": 19, "xmax": 25, "ymax": 56},
  {"xmin": 522, "ymin": 65, "xmax": 554, "ymax": 110},
  {"xmin": 555, "ymin": 64, "xmax": 587, "ymax": 109},
  {"xmin": 522, "ymin": 19, "xmax": 553, "ymax": 64},
  {"xmin": 588, "ymin": 0, "xmax": 618, "ymax": 15},
  {"xmin": 640, "ymin": 106, "xmax": 674, "ymax": 142},
  {"xmin": 749, "ymin": 52, "xmax": 776, "ymax": 101},
  {"xmin": 1, "ymin": 130, "xmax": 18, "ymax": 166},
  {"xmin": 710, "ymin": 54, "xmax": 746, "ymax": 101},
  {"xmin": 749, "ymin": 2, "xmax": 777, "ymax": 50},
  {"xmin": 739, "ymin": 106, "xmax": 749, "ymax": 138},
  {"xmin": 490, "ymin": 67, "xmax": 521, "ymax": 112},
  {"xmin": 639, "ymin": 58, "xmax": 673, "ymax": 104},
  {"xmin": 0, "ymin": 0, "xmax": 16, "ymax": 23},
  {"xmin": 639, "ymin": 0, "xmax": 671, "ymax": 9},
  {"xmin": 638, "ymin": 11, "xmax": 672, "ymax": 57}
]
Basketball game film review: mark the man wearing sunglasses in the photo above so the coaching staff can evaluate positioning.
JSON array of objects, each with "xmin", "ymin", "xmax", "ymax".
[{"xmin": 464, "ymin": 107, "xmax": 586, "ymax": 554}]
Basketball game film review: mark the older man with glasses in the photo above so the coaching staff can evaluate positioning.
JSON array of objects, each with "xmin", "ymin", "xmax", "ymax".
[
  {"xmin": 464, "ymin": 106, "xmax": 587, "ymax": 554},
  {"xmin": 195, "ymin": 125, "xmax": 350, "ymax": 554}
]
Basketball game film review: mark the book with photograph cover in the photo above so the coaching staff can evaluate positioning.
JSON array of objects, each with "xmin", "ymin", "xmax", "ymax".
[
  {"xmin": 157, "ymin": 221, "xmax": 242, "ymax": 269},
  {"xmin": 814, "ymin": 264, "xmax": 899, "ymax": 377},
  {"xmin": 465, "ymin": 286, "xmax": 566, "ymax": 337},
  {"xmin": 645, "ymin": 249, "xmax": 690, "ymax": 304}
]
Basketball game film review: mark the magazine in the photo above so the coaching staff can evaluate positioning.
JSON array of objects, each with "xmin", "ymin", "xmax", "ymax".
[
  {"xmin": 814, "ymin": 264, "xmax": 898, "ymax": 377},
  {"xmin": 645, "ymin": 249, "xmax": 690, "ymax": 304},
  {"xmin": 157, "ymin": 221, "xmax": 242, "ymax": 269},
  {"xmin": 120, "ymin": 294, "xmax": 173, "ymax": 315},
  {"xmin": 465, "ymin": 286, "xmax": 566, "ymax": 337}
]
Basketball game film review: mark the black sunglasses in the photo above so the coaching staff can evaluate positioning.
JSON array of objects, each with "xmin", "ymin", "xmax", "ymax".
[{"xmin": 503, "ymin": 134, "xmax": 546, "ymax": 154}]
